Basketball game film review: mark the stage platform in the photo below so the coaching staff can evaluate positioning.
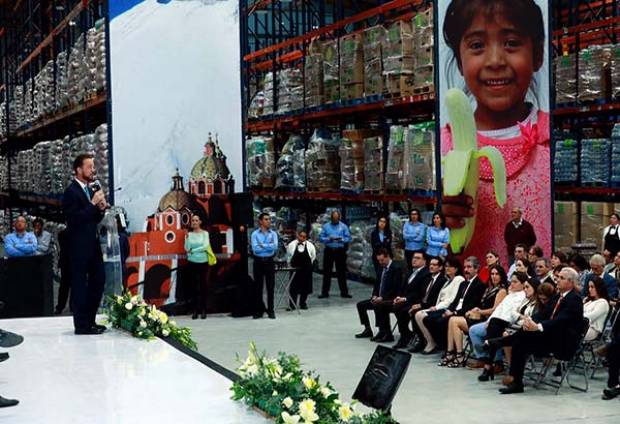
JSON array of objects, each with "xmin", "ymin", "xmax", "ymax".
[{"xmin": 0, "ymin": 316, "xmax": 268, "ymax": 424}]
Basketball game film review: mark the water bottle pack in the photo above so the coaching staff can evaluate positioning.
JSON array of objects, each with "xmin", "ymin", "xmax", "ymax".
[{"xmin": 580, "ymin": 138, "xmax": 610, "ymax": 185}]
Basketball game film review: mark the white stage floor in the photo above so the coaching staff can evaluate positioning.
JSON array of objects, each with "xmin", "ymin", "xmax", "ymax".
[{"xmin": 0, "ymin": 316, "xmax": 268, "ymax": 424}]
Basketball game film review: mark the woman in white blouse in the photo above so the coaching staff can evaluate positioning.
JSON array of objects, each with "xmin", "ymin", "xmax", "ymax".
[{"xmin": 583, "ymin": 277, "xmax": 610, "ymax": 341}]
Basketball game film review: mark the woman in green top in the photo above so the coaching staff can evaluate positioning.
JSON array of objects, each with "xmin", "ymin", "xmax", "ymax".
[{"xmin": 185, "ymin": 214, "xmax": 211, "ymax": 319}]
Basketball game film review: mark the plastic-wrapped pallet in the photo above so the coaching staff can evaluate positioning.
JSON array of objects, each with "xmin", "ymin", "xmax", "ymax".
[
  {"xmin": 305, "ymin": 41, "xmax": 323, "ymax": 107},
  {"xmin": 309, "ymin": 212, "xmax": 330, "ymax": 271},
  {"xmin": 612, "ymin": 45, "xmax": 620, "ymax": 101},
  {"xmin": 612, "ymin": 124, "xmax": 620, "ymax": 186},
  {"xmin": 347, "ymin": 221, "xmax": 373, "ymax": 277},
  {"xmin": 412, "ymin": 6, "xmax": 434, "ymax": 92},
  {"xmin": 261, "ymin": 72, "xmax": 276, "ymax": 116},
  {"xmin": 580, "ymin": 138, "xmax": 610, "ymax": 185},
  {"xmin": 364, "ymin": 136, "xmax": 384, "ymax": 192},
  {"xmin": 0, "ymin": 157, "xmax": 8, "ymax": 192},
  {"xmin": 0, "ymin": 99, "xmax": 6, "ymax": 138},
  {"xmin": 339, "ymin": 136, "xmax": 365, "ymax": 191},
  {"xmin": 322, "ymin": 40, "xmax": 340, "ymax": 104},
  {"xmin": 94, "ymin": 124, "xmax": 110, "ymax": 194},
  {"xmin": 9, "ymin": 85, "xmax": 25, "ymax": 131},
  {"xmin": 339, "ymin": 33, "xmax": 364, "ymax": 101},
  {"xmin": 56, "ymin": 51, "xmax": 70, "ymax": 109},
  {"xmin": 553, "ymin": 132, "xmax": 578, "ymax": 183},
  {"xmin": 68, "ymin": 34, "xmax": 86, "ymax": 105},
  {"xmin": 554, "ymin": 201, "xmax": 578, "ymax": 250},
  {"xmin": 404, "ymin": 121, "xmax": 435, "ymax": 191},
  {"xmin": 390, "ymin": 212, "xmax": 406, "ymax": 262},
  {"xmin": 383, "ymin": 20, "xmax": 414, "ymax": 97},
  {"xmin": 385, "ymin": 125, "xmax": 405, "ymax": 191},
  {"xmin": 23, "ymin": 78, "xmax": 34, "ymax": 126},
  {"xmin": 33, "ymin": 60, "xmax": 55, "ymax": 120},
  {"xmin": 276, "ymin": 67, "xmax": 303, "ymax": 114},
  {"xmin": 246, "ymin": 135, "xmax": 276, "ymax": 188},
  {"xmin": 555, "ymin": 54, "xmax": 577, "ymax": 104},
  {"xmin": 84, "ymin": 27, "xmax": 99, "ymax": 98},
  {"xmin": 247, "ymin": 91, "xmax": 269, "ymax": 118},
  {"xmin": 276, "ymin": 134, "xmax": 306, "ymax": 189},
  {"xmin": 305, "ymin": 129, "xmax": 341, "ymax": 191},
  {"xmin": 578, "ymin": 44, "xmax": 612, "ymax": 102},
  {"xmin": 363, "ymin": 26, "xmax": 386, "ymax": 97}
]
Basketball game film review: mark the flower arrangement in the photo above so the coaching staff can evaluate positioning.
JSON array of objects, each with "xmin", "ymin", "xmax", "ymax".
[
  {"xmin": 231, "ymin": 343, "xmax": 396, "ymax": 424},
  {"xmin": 104, "ymin": 291, "xmax": 197, "ymax": 351}
]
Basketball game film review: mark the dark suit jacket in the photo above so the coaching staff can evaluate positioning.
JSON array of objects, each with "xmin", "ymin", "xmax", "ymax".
[
  {"xmin": 400, "ymin": 266, "xmax": 431, "ymax": 304},
  {"xmin": 538, "ymin": 290, "xmax": 584, "ymax": 359},
  {"xmin": 422, "ymin": 273, "xmax": 447, "ymax": 309},
  {"xmin": 449, "ymin": 276, "xmax": 486, "ymax": 315},
  {"xmin": 372, "ymin": 261, "xmax": 403, "ymax": 300},
  {"xmin": 370, "ymin": 228, "xmax": 393, "ymax": 258},
  {"xmin": 62, "ymin": 180, "xmax": 105, "ymax": 260}
]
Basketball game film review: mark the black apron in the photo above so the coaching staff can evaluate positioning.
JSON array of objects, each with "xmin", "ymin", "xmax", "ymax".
[
  {"xmin": 604, "ymin": 226, "xmax": 620, "ymax": 256},
  {"xmin": 290, "ymin": 242, "xmax": 313, "ymax": 295}
]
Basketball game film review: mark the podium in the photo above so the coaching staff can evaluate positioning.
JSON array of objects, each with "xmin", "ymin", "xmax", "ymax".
[{"xmin": 0, "ymin": 254, "xmax": 54, "ymax": 318}]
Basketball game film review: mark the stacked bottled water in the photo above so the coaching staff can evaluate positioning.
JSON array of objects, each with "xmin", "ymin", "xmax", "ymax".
[
  {"xmin": 612, "ymin": 124, "xmax": 620, "ymax": 186},
  {"xmin": 580, "ymin": 138, "xmax": 611, "ymax": 185},
  {"xmin": 553, "ymin": 131, "xmax": 579, "ymax": 183}
]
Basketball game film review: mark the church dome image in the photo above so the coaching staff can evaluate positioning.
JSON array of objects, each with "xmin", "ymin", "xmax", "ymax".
[{"xmin": 189, "ymin": 133, "xmax": 235, "ymax": 196}]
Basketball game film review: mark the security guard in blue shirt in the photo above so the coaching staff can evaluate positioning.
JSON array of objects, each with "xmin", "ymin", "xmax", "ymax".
[
  {"xmin": 318, "ymin": 210, "xmax": 352, "ymax": 298},
  {"xmin": 251, "ymin": 213, "xmax": 279, "ymax": 319}
]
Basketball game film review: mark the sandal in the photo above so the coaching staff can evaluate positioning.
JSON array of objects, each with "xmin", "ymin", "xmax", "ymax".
[
  {"xmin": 447, "ymin": 352, "xmax": 466, "ymax": 368},
  {"xmin": 438, "ymin": 351, "xmax": 455, "ymax": 367}
]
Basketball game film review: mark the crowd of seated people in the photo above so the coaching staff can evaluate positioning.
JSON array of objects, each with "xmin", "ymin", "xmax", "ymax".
[{"xmin": 354, "ymin": 242, "xmax": 620, "ymax": 398}]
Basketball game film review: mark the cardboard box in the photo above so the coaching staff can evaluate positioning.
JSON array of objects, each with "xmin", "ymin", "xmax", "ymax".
[
  {"xmin": 340, "ymin": 58, "xmax": 364, "ymax": 85},
  {"xmin": 580, "ymin": 202, "xmax": 615, "ymax": 249},
  {"xmin": 554, "ymin": 201, "xmax": 578, "ymax": 250},
  {"xmin": 385, "ymin": 74, "xmax": 415, "ymax": 96},
  {"xmin": 305, "ymin": 54, "xmax": 323, "ymax": 103},
  {"xmin": 341, "ymin": 82, "xmax": 364, "ymax": 100},
  {"xmin": 414, "ymin": 46, "xmax": 434, "ymax": 67},
  {"xmin": 384, "ymin": 20, "xmax": 413, "ymax": 58},
  {"xmin": 414, "ymin": 65, "xmax": 435, "ymax": 90},
  {"xmin": 324, "ymin": 79, "xmax": 340, "ymax": 104},
  {"xmin": 383, "ymin": 56, "xmax": 415, "ymax": 75},
  {"xmin": 364, "ymin": 59, "xmax": 384, "ymax": 96},
  {"xmin": 363, "ymin": 25, "xmax": 386, "ymax": 60}
]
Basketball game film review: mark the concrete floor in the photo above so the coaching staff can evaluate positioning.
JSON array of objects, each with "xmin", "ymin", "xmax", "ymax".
[{"xmin": 178, "ymin": 273, "xmax": 620, "ymax": 424}]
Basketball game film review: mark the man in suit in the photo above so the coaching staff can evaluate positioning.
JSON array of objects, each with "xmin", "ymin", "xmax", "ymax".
[
  {"xmin": 603, "ymin": 305, "xmax": 620, "ymax": 400},
  {"xmin": 374, "ymin": 251, "xmax": 431, "ymax": 346},
  {"xmin": 533, "ymin": 258, "xmax": 555, "ymax": 286},
  {"xmin": 582, "ymin": 254, "xmax": 619, "ymax": 300},
  {"xmin": 423, "ymin": 256, "xmax": 486, "ymax": 353},
  {"xmin": 62, "ymin": 153, "xmax": 107, "ymax": 335},
  {"xmin": 397, "ymin": 257, "xmax": 447, "ymax": 350},
  {"xmin": 355, "ymin": 248, "xmax": 403, "ymax": 342},
  {"xmin": 497, "ymin": 267, "xmax": 584, "ymax": 394}
]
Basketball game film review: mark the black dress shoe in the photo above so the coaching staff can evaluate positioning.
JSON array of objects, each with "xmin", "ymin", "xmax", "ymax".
[
  {"xmin": 74, "ymin": 326, "xmax": 105, "ymax": 335},
  {"xmin": 252, "ymin": 314, "xmax": 264, "ymax": 319},
  {"xmin": 499, "ymin": 382, "xmax": 524, "ymax": 394},
  {"xmin": 0, "ymin": 396, "xmax": 18, "ymax": 408},
  {"xmin": 54, "ymin": 308, "xmax": 63, "ymax": 315},
  {"xmin": 201, "ymin": 312, "xmax": 207, "ymax": 319},
  {"xmin": 392, "ymin": 337, "xmax": 411, "ymax": 349},
  {"xmin": 602, "ymin": 385, "xmax": 620, "ymax": 400},
  {"xmin": 191, "ymin": 312, "xmax": 198, "ymax": 320},
  {"xmin": 300, "ymin": 304, "xmax": 308, "ymax": 310},
  {"xmin": 268, "ymin": 312, "xmax": 276, "ymax": 319},
  {"xmin": 374, "ymin": 333, "xmax": 395, "ymax": 343},
  {"xmin": 0, "ymin": 352, "xmax": 9, "ymax": 363},
  {"xmin": 0, "ymin": 330, "xmax": 24, "ymax": 348},
  {"xmin": 370, "ymin": 332, "xmax": 385, "ymax": 342},
  {"xmin": 408, "ymin": 341, "xmax": 426, "ymax": 353},
  {"xmin": 93, "ymin": 324, "xmax": 107, "ymax": 332},
  {"xmin": 318, "ymin": 294, "xmax": 329, "ymax": 299},
  {"xmin": 340, "ymin": 293, "xmax": 353, "ymax": 298},
  {"xmin": 355, "ymin": 328, "xmax": 373, "ymax": 339}
]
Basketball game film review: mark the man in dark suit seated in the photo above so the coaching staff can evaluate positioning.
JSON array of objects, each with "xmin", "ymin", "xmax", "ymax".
[
  {"xmin": 62, "ymin": 153, "xmax": 107, "ymax": 335},
  {"xmin": 603, "ymin": 306, "xmax": 620, "ymax": 400},
  {"xmin": 495, "ymin": 267, "xmax": 584, "ymax": 394},
  {"xmin": 373, "ymin": 252, "xmax": 431, "ymax": 346},
  {"xmin": 355, "ymin": 248, "xmax": 403, "ymax": 343},
  {"xmin": 423, "ymin": 256, "xmax": 485, "ymax": 353}
]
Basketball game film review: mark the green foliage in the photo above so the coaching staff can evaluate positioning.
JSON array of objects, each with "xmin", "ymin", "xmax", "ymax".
[{"xmin": 104, "ymin": 291, "xmax": 197, "ymax": 351}]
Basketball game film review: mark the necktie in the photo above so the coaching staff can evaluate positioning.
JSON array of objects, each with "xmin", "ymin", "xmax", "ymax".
[
  {"xmin": 379, "ymin": 267, "xmax": 388, "ymax": 297},
  {"xmin": 83, "ymin": 186, "xmax": 91, "ymax": 201},
  {"xmin": 550, "ymin": 295, "xmax": 563, "ymax": 319},
  {"xmin": 423, "ymin": 275, "xmax": 437, "ymax": 304}
]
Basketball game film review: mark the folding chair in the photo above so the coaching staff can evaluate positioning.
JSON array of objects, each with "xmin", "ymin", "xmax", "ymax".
[
  {"xmin": 585, "ymin": 306, "xmax": 616, "ymax": 379},
  {"xmin": 533, "ymin": 318, "xmax": 590, "ymax": 394}
]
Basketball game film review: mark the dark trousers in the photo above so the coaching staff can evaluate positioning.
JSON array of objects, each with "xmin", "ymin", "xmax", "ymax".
[
  {"xmin": 608, "ymin": 338, "xmax": 620, "ymax": 388},
  {"xmin": 374, "ymin": 301, "xmax": 409, "ymax": 338},
  {"xmin": 483, "ymin": 318, "xmax": 509, "ymax": 364},
  {"xmin": 253, "ymin": 257, "xmax": 275, "ymax": 314},
  {"xmin": 56, "ymin": 266, "xmax": 71, "ymax": 312},
  {"xmin": 423, "ymin": 314, "xmax": 451, "ymax": 349},
  {"xmin": 508, "ymin": 331, "xmax": 551, "ymax": 384},
  {"xmin": 357, "ymin": 299, "xmax": 392, "ymax": 333},
  {"xmin": 187, "ymin": 261, "xmax": 209, "ymax": 314},
  {"xmin": 69, "ymin": 255, "xmax": 105, "ymax": 331},
  {"xmin": 322, "ymin": 247, "xmax": 348, "ymax": 296}
]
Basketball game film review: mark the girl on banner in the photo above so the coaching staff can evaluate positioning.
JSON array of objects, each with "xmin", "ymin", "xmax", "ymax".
[{"xmin": 440, "ymin": 0, "xmax": 550, "ymax": 265}]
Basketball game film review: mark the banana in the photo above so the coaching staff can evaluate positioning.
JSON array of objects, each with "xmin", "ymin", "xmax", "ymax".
[{"xmin": 442, "ymin": 88, "xmax": 507, "ymax": 254}]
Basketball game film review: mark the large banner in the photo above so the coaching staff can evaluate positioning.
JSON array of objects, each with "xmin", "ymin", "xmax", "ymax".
[
  {"xmin": 108, "ymin": 0, "xmax": 244, "ymax": 307},
  {"xmin": 438, "ymin": 0, "xmax": 551, "ymax": 264}
]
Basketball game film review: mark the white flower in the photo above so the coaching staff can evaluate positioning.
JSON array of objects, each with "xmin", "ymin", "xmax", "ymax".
[
  {"xmin": 125, "ymin": 303, "xmax": 133, "ymax": 310},
  {"xmin": 116, "ymin": 297, "xmax": 123, "ymax": 305},
  {"xmin": 302, "ymin": 377, "xmax": 317, "ymax": 390},
  {"xmin": 162, "ymin": 329, "xmax": 170, "ymax": 337},
  {"xmin": 320, "ymin": 386, "xmax": 332, "ymax": 398},
  {"xmin": 170, "ymin": 320, "xmax": 177, "ymax": 327},
  {"xmin": 272, "ymin": 390, "xmax": 278, "ymax": 396},
  {"xmin": 338, "ymin": 404, "xmax": 353, "ymax": 422},
  {"xmin": 282, "ymin": 397, "xmax": 294, "ymax": 409},
  {"xmin": 130, "ymin": 295, "xmax": 139, "ymax": 305},
  {"xmin": 244, "ymin": 364, "xmax": 258, "ymax": 377},
  {"xmin": 138, "ymin": 308, "xmax": 146, "ymax": 317},
  {"xmin": 137, "ymin": 331, "xmax": 142, "ymax": 336},
  {"xmin": 139, "ymin": 320, "xmax": 147, "ymax": 328},
  {"xmin": 281, "ymin": 412, "xmax": 301, "ymax": 424},
  {"xmin": 158, "ymin": 311, "xmax": 169, "ymax": 324},
  {"xmin": 283, "ymin": 372, "xmax": 293, "ymax": 381},
  {"xmin": 298, "ymin": 399, "xmax": 318, "ymax": 422}
]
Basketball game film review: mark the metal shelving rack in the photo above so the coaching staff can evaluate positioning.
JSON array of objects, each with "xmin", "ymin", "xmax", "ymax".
[
  {"xmin": 0, "ymin": 0, "xmax": 109, "ymax": 222},
  {"xmin": 241, "ymin": 0, "xmax": 438, "ymax": 228}
]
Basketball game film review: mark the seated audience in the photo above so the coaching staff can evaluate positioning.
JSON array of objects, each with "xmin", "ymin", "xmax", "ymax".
[
  {"xmin": 533, "ymin": 257, "xmax": 555, "ymax": 285},
  {"xmin": 551, "ymin": 251, "xmax": 568, "ymax": 268},
  {"xmin": 355, "ymin": 249, "xmax": 403, "ymax": 342},
  {"xmin": 492, "ymin": 268, "xmax": 584, "ymax": 394},
  {"xmin": 582, "ymin": 254, "xmax": 618, "ymax": 300},
  {"xmin": 443, "ymin": 264, "xmax": 508, "ymax": 368},
  {"xmin": 507, "ymin": 244, "xmax": 528, "ymax": 279},
  {"xmin": 33, "ymin": 218, "xmax": 52, "ymax": 256},
  {"xmin": 528, "ymin": 245, "xmax": 544, "ymax": 265},
  {"xmin": 408, "ymin": 256, "xmax": 463, "ymax": 353},
  {"xmin": 568, "ymin": 253, "xmax": 590, "ymax": 293},
  {"xmin": 370, "ymin": 216, "xmax": 392, "ymax": 282},
  {"xmin": 514, "ymin": 257, "xmax": 532, "ymax": 277},
  {"xmin": 3, "ymin": 216, "xmax": 37, "ymax": 258},
  {"xmin": 424, "ymin": 256, "xmax": 485, "ymax": 360},
  {"xmin": 392, "ymin": 257, "xmax": 446, "ymax": 349},
  {"xmin": 552, "ymin": 263, "xmax": 568, "ymax": 282},
  {"xmin": 583, "ymin": 277, "xmax": 610, "ymax": 342},
  {"xmin": 479, "ymin": 250, "xmax": 501, "ymax": 284},
  {"xmin": 602, "ymin": 305, "xmax": 620, "ymax": 400}
]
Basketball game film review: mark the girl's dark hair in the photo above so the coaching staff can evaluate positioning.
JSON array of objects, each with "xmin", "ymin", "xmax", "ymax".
[
  {"xmin": 511, "ymin": 271, "xmax": 529, "ymax": 285},
  {"xmin": 409, "ymin": 208, "xmax": 421, "ymax": 221},
  {"xmin": 376, "ymin": 215, "xmax": 391, "ymax": 233},
  {"xmin": 443, "ymin": 0, "xmax": 545, "ymax": 68},
  {"xmin": 611, "ymin": 213, "xmax": 620, "ymax": 221},
  {"xmin": 432, "ymin": 212, "xmax": 446, "ymax": 229},
  {"xmin": 487, "ymin": 264, "xmax": 508, "ymax": 287},
  {"xmin": 568, "ymin": 253, "xmax": 590, "ymax": 272},
  {"xmin": 516, "ymin": 257, "xmax": 531, "ymax": 271},
  {"xmin": 553, "ymin": 250, "xmax": 568, "ymax": 264},
  {"xmin": 445, "ymin": 255, "xmax": 463, "ymax": 276},
  {"xmin": 587, "ymin": 276, "xmax": 609, "ymax": 301}
]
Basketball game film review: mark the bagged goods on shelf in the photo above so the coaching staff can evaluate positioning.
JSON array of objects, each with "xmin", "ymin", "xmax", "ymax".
[
  {"xmin": 363, "ymin": 26, "xmax": 386, "ymax": 97},
  {"xmin": 247, "ymin": 90, "xmax": 269, "ymax": 118},
  {"xmin": 555, "ymin": 54, "xmax": 577, "ymax": 104},
  {"xmin": 580, "ymin": 138, "xmax": 611, "ymax": 185},
  {"xmin": 9, "ymin": 85, "xmax": 25, "ymax": 131},
  {"xmin": 612, "ymin": 124, "xmax": 620, "ymax": 185},
  {"xmin": 385, "ymin": 125, "xmax": 406, "ymax": 191},
  {"xmin": 0, "ymin": 99, "xmax": 6, "ymax": 138},
  {"xmin": 364, "ymin": 136, "xmax": 384, "ymax": 192},
  {"xmin": 389, "ymin": 212, "xmax": 406, "ymax": 262},
  {"xmin": 33, "ymin": 60, "xmax": 56, "ymax": 119},
  {"xmin": 412, "ymin": 6, "xmax": 434, "ymax": 49},
  {"xmin": 305, "ymin": 128, "xmax": 341, "ymax": 190},
  {"xmin": 339, "ymin": 136, "xmax": 365, "ymax": 192},
  {"xmin": 578, "ymin": 44, "xmax": 612, "ymax": 102},
  {"xmin": 276, "ymin": 67, "xmax": 304, "ymax": 114},
  {"xmin": 305, "ymin": 53, "xmax": 324, "ymax": 108},
  {"xmin": 580, "ymin": 202, "xmax": 615, "ymax": 250},
  {"xmin": 404, "ymin": 121, "xmax": 435, "ymax": 191},
  {"xmin": 383, "ymin": 20, "xmax": 413, "ymax": 61},
  {"xmin": 55, "ymin": 51, "xmax": 70, "ymax": 109},
  {"xmin": 340, "ymin": 33, "xmax": 364, "ymax": 85},
  {"xmin": 276, "ymin": 134, "xmax": 306, "ymax": 189},
  {"xmin": 346, "ymin": 221, "xmax": 374, "ymax": 278},
  {"xmin": 68, "ymin": 33, "xmax": 87, "ymax": 105},
  {"xmin": 246, "ymin": 135, "xmax": 276, "ymax": 188},
  {"xmin": 23, "ymin": 78, "xmax": 34, "ymax": 127},
  {"xmin": 553, "ymin": 133, "xmax": 578, "ymax": 183},
  {"xmin": 0, "ymin": 157, "xmax": 7, "ymax": 192},
  {"xmin": 554, "ymin": 201, "xmax": 578, "ymax": 250},
  {"xmin": 322, "ymin": 40, "xmax": 340, "ymax": 104}
]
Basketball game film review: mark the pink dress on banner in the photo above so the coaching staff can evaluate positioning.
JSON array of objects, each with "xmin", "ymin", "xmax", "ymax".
[{"xmin": 441, "ymin": 110, "xmax": 551, "ymax": 266}]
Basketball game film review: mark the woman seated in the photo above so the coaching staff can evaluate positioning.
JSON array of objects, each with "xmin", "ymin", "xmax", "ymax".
[
  {"xmin": 412, "ymin": 256, "xmax": 464, "ymax": 353},
  {"xmin": 583, "ymin": 277, "xmax": 610, "ymax": 342},
  {"xmin": 441, "ymin": 264, "xmax": 508, "ymax": 368},
  {"xmin": 479, "ymin": 250, "xmax": 501, "ymax": 284},
  {"xmin": 514, "ymin": 257, "xmax": 532, "ymax": 278}
]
